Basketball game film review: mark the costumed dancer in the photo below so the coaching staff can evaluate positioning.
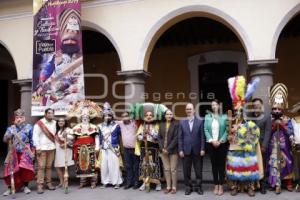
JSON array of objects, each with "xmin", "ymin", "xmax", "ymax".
[
  {"xmin": 290, "ymin": 102, "xmax": 300, "ymax": 192},
  {"xmin": 266, "ymin": 83, "xmax": 294, "ymax": 194},
  {"xmin": 133, "ymin": 103, "xmax": 167, "ymax": 192},
  {"xmin": 98, "ymin": 102, "xmax": 123, "ymax": 189},
  {"xmin": 226, "ymin": 76, "xmax": 262, "ymax": 197},
  {"xmin": 68, "ymin": 100, "xmax": 101, "ymax": 189},
  {"xmin": 2, "ymin": 109, "xmax": 35, "ymax": 197}
]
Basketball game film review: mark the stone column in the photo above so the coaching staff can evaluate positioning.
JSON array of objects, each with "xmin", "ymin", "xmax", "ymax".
[
  {"xmin": 12, "ymin": 79, "xmax": 37, "ymax": 124},
  {"xmin": 248, "ymin": 59, "xmax": 277, "ymax": 114},
  {"xmin": 117, "ymin": 70, "xmax": 150, "ymax": 109}
]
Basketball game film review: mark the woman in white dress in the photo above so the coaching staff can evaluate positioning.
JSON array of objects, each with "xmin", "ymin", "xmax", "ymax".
[{"xmin": 55, "ymin": 117, "xmax": 74, "ymax": 188}]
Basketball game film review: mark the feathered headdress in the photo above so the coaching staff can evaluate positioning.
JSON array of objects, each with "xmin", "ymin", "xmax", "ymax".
[
  {"xmin": 68, "ymin": 100, "xmax": 102, "ymax": 119},
  {"xmin": 269, "ymin": 83, "xmax": 288, "ymax": 109},
  {"xmin": 130, "ymin": 103, "xmax": 168, "ymax": 121},
  {"xmin": 228, "ymin": 76, "xmax": 260, "ymax": 109}
]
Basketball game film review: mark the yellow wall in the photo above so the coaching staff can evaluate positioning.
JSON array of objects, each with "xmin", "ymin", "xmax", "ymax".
[
  {"xmin": 83, "ymin": 36, "xmax": 300, "ymax": 117},
  {"xmin": 1, "ymin": 0, "xmax": 300, "ymax": 78}
]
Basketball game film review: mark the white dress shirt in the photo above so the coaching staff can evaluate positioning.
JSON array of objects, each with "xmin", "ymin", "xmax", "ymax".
[
  {"xmin": 33, "ymin": 118, "xmax": 56, "ymax": 151},
  {"xmin": 211, "ymin": 118, "xmax": 220, "ymax": 141},
  {"xmin": 188, "ymin": 117, "xmax": 194, "ymax": 132}
]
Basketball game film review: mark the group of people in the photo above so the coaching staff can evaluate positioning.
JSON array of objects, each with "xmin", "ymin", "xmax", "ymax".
[{"xmin": 3, "ymin": 76, "xmax": 300, "ymax": 198}]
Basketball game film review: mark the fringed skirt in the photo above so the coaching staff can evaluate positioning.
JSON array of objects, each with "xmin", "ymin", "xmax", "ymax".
[{"xmin": 226, "ymin": 150, "xmax": 260, "ymax": 182}]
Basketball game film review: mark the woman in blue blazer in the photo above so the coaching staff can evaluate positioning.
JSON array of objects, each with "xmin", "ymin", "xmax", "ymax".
[{"xmin": 204, "ymin": 99, "xmax": 228, "ymax": 196}]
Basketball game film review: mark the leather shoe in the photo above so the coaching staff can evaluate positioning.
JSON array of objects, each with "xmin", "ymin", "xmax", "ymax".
[
  {"xmin": 260, "ymin": 181, "xmax": 267, "ymax": 194},
  {"xmin": 260, "ymin": 185, "xmax": 267, "ymax": 194},
  {"xmin": 164, "ymin": 189, "xmax": 171, "ymax": 194},
  {"xmin": 37, "ymin": 185, "xmax": 44, "ymax": 194},
  {"xmin": 185, "ymin": 187, "xmax": 192, "ymax": 195},
  {"xmin": 170, "ymin": 189, "xmax": 176, "ymax": 194},
  {"xmin": 124, "ymin": 184, "xmax": 132, "ymax": 190},
  {"xmin": 46, "ymin": 183, "xmax": 56, "ymax": 190},
  {"xmin": 248, "ymin": 188, "xmax": 255, "ymax": 197},
  {"xmin": 231, "ymin": 188, "xmax": 238, "ymax": 196},
  {"xmin": 197, "ymin": 187, "xmax": 203, "ymax": 195}
]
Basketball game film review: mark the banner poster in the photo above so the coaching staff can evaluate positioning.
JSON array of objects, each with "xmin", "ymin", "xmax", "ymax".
[{"xmin": 32, "ymin": 0, "xmax": 85, "ymax": 116}]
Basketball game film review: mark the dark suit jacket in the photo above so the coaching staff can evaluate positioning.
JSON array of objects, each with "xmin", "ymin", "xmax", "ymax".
[
  {"xmin": 252, "ymin": 113, "xmax": 272, "ymax": 149},
  {"xmin": 158, "ymin": 121, "xmax": 178, "ymax": 154},
  {"xmin": 178, "ymin": 117, "xmax": 205, "ymax": 155}
]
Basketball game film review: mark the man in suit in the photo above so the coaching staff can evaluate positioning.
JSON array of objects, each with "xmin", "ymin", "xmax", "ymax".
[{"xmin": 178, "ymin": 103, "xmax": 205, "ymax": 195}]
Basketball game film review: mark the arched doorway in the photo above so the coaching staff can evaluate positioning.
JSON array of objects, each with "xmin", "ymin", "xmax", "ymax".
[
  {"xmin": 275, "ymin": 13, "xmax": 300, "ymax": 116},
  {"xmin": 146, "ymin": 16, "xmax": 248, "ymax": 182},
  {"xmin": 0, "ymin": 43, "xmax": 19, "ymax": 157},
  {"xmin": 146, "ymin": 17, "xmax": 247, "ymax": 118},
  {"xmin": 82, "ymin": 29, "xmax": 123, "ymax": 116}
]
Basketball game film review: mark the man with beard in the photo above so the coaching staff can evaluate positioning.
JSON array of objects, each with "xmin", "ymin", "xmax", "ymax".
[
  {"xmin": 2, "ymin": 109, "xmax": 35, "ymax": 196},
  {"xmin": 36, "ymin": 8, "xmax": 84, "ymax": 105},
  {"xmin": 98, "ymin": 102, "xmax": 123, "ymax": 189}
]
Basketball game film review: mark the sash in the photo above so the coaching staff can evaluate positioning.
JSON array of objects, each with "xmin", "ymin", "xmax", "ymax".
[
  {"xmin": 55, "ymin": 130, "xmax": 68, "ymax": 146},
  {"xmin": 37, "ymin": 120, "xmax": 55, "ymax": 143},
  {"xmin": 11, "ymin": 125, "xmax": 34, "ymax": 159}
]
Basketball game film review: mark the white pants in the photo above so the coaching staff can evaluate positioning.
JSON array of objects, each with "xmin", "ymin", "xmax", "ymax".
[{"xmin": 101, "ymin": 149, "xmax": 123, "ymax": 185}]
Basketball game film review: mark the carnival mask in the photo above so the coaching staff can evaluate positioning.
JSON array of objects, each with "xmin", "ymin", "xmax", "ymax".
[
  {"xmin": 14, "ymin": 116, "xmax": 25, "ymax": 126},
  {"xmin": 144, "ymin": 111, "xmax": 154, "ymax": 123}
]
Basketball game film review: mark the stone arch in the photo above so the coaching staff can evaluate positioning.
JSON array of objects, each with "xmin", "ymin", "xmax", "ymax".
[
  {"xmin": 81, "ymin": 20, "xmax": 123, "ymax": 69},
  {"xmin": 0, "ymin": 40, "xmax": 17, "ymax": 79},
  {"xmin": 271, "ymin": 2, "xmax": 300, "ymax": 58},
  {"xmin": 138, "ymin": 5, "xmax": 252, "ymax": 71}
]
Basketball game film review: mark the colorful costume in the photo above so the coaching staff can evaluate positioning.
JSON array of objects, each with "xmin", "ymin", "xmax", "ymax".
[
  {"xmin": 266, "ymin": 83, "xmax": 294, "ymax": 193},
  {"xmin": 132, "ymin": 103, "xmax": 167, "ymax": 192},
  {"xmin": 2, "ymin": 109, "xmax": 35, "ymax": 195},
  {"xmin": 98, "ymin": 102, "xmax": 123, "ymax": 187},
  {"xmin": 226, "ymin": 76, "xmax": 261, "ymax": 197},
  {"xmin": 68, "ymin": 100, "xmax": 101, "ymax": 188},
  {"xmin": 290, "ymin": 102, "xmax": 300, "ymax": 191}
]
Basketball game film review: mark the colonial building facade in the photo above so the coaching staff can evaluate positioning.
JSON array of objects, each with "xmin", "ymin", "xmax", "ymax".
[{"xmin": 0, "ymin": 0, "xmax": 300, "ymax": 123}]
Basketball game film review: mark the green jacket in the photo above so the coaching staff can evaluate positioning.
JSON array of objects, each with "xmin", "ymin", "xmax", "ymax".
[{"xmin": 204, "ymin": 113, "xmax": 228, "ymax": 143}]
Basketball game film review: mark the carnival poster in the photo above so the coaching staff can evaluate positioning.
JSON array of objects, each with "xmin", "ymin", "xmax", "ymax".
[{"xmin": 32, "ymin": 0, "xmax": 85, "ymax": 116}]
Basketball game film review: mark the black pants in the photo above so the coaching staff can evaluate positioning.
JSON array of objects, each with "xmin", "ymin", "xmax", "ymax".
[
  {"xmin": 260, "ymin": 143, "xmax": 268, "ymax": 187},
  {"xmin": 208, "ymin": 143, "xmax": 228, "ymax": 185},
  {"xmin": 182, "ymin": 153, "xmax": 203, "ymax": 188},
  {"xmin": 124, "ymin": 148, "xmax": 140, "ymax": 185}
]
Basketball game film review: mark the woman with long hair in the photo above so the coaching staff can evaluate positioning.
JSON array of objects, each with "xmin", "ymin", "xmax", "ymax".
[
  {"xmin": 54, "ymin": 117, "xmax": 74, "ymax": 189},
  {"xmin": 158, "ymin": 109, "xmax": 179, "ymax": 194},
  {"xmin": 204, "ymin": 99, "xmax": 228, "ymax": 196}
]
